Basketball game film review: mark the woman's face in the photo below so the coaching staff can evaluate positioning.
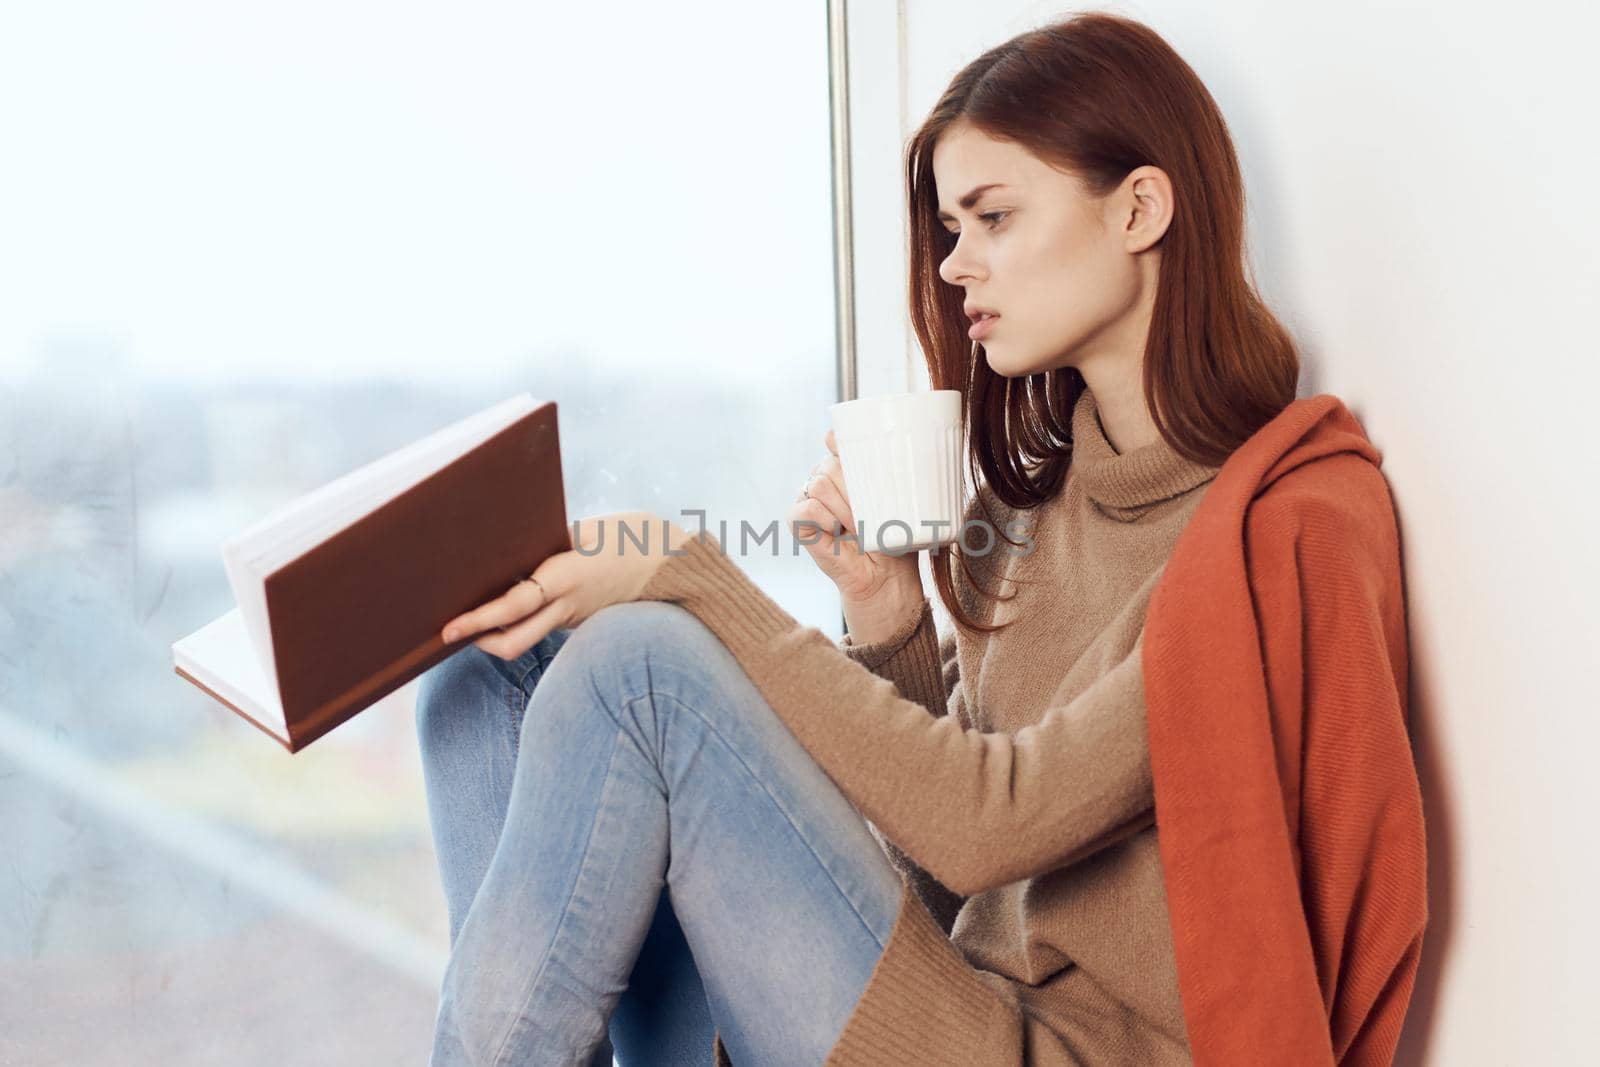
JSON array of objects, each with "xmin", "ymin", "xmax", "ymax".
[{"xmin": 932, "ymin": 121, "xmax": 1167, "ymax": 380}]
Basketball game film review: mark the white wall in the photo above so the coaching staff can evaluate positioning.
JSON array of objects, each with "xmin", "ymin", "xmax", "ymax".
[{"xmin": 848, "ymin": 2, "xmax": 1600, "ymax": 1061}]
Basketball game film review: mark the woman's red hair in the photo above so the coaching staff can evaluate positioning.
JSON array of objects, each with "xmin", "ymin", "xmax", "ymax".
[{"xmin": 910, "ymin": 11, "xmax": 1302, "ymax": 636}]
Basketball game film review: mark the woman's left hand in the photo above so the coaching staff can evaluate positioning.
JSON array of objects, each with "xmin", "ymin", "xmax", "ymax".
[{"xmin": 440, "ymin": 510, "xmax": 693, "ymax": 660}]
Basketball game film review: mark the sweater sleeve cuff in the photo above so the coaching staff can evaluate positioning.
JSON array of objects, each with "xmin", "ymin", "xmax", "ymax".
[
  {"xmin": 838, "ymin": 595, "xmax": 931, "ymax": 669},
  {"xmin": 839, "ymin": 595, "xmax": 951, "ymax": 719}
]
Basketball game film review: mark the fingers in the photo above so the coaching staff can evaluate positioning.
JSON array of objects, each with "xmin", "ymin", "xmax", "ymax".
[
  {"xmin": 471, "ymin": 598, "xmax": 569, "ymax": 660},
  {"xmin": 790, "ymin": 434, "xmax": 855, "ymax": 550},
  {"xmin": 442, "ymin": 573, "xmax": 552, "ymax": 643},
  {"xmin": 800, "ymin": 461, "xmax": 855, "ymax": 535},
  {"xmin": 825, "ymin": 454, "xmax": 849, "ymax": 507},
  {"xmin": 804, "ymin": 449, "xmax": 849, "ymax": 506},
  {"xmin": 790, "ymin": 497, "xmax": 849, "ymax": 544}
]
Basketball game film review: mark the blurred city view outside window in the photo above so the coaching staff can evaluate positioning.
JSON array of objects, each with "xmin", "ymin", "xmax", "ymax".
[{"xmin": 0, "ymin": 3, "xmax": 840, "ymax": 1062}]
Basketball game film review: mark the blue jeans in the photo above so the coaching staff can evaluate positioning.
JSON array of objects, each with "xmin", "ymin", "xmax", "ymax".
[{"xmin": 414, "ymin": 600, "xmax": 904, "ymax": 1066}]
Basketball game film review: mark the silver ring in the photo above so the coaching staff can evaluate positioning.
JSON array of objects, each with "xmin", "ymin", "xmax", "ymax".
[{"xmin": 498, "ymin": 576, "xmax": 544, "ymax": 633}]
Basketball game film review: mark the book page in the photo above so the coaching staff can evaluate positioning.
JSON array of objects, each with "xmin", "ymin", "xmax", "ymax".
[{"xmin": 171, "ymin": 607, "xmax": 288, "ymax": 741}]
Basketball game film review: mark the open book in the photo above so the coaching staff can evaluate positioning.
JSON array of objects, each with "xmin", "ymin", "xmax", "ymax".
[{"xmin": 171, "ymin": 393, "xmax": 570, "ymax": 753}]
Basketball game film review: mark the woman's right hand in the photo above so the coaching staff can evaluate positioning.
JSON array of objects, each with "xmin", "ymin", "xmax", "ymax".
[{"xmin": 788, "ymin": 428, "xmax": 923, "ymax": 610}]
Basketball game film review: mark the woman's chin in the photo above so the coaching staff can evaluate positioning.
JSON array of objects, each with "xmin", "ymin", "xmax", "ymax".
[
  {"xmin": 984, "ymin": 344, "xmax": 1072, "ymax": 379},
  {"xmin": 982, "ymin": 344, "xmax": 1025, "ymax": 378}
]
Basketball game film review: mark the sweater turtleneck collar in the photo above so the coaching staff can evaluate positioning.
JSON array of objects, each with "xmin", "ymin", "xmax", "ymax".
[{"xmin": 1070, "ymin": 387, "xmax": 1222, "ymax": 522}]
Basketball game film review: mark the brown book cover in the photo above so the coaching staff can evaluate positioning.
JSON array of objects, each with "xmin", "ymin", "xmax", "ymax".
[{"xmin": 171, "ymin": 396, "xmax": 569, "ymax": 753}]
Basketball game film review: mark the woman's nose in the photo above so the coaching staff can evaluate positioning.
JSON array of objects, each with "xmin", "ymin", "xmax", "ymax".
[{"xmin": 938, "ymin": 240, "xmax": 982, "ymax": 286}]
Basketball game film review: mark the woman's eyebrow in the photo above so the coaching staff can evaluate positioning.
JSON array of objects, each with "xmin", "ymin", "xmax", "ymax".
[{"xmin": 936, "ymin": 183, "xmax": 1009, "ymax": 222}]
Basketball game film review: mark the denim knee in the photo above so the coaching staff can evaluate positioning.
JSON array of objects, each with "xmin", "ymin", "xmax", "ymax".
[
  {"xmin": 547, "ymin": 601, "xmax": 753, "ymax": 755},
  {"xmin": 557, "ymin": 601, "xmax": 718, "ymax": 676}
]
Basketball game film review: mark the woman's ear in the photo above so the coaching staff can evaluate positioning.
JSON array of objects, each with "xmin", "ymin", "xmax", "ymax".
[{"xmin": 1120, "ymin": 165, "xmax": 1174, "ymax": 254}]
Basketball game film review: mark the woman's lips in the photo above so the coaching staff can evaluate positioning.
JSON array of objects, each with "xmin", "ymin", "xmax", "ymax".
[{"xmin": 968, "ymin": 314, "xmax": 999, "ymax": 340}]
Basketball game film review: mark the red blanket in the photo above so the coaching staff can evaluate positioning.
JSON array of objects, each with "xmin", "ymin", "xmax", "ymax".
[{"xmin": 1143, "ymin": 394, "xmax": 1428, "ymax": 1065}]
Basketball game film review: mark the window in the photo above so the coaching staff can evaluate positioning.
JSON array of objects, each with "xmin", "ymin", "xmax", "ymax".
[{"xmin": 0, "ymin": 3, "xmax": 837, "ymax": 1060}]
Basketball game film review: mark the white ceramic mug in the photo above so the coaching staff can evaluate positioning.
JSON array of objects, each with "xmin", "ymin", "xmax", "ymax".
[{"xmin": 826, "ymin": 389, "xmax": 963, "ymax": 555}]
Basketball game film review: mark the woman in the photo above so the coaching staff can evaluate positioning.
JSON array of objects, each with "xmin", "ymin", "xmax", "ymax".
[{"xmin": 415, "ymin": 12, "xmax": 1425, "ymax": 1067}]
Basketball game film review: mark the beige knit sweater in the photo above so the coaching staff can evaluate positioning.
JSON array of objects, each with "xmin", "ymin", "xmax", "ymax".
[{"xmin": 636, "ymin": 387, "xmax": 1223, "ymax": 1066}]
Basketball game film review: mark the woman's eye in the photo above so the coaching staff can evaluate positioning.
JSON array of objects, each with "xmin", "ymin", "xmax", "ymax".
[{"xmin": 943, "ymin": 211, "xmax": 1009, "ymax": 242}]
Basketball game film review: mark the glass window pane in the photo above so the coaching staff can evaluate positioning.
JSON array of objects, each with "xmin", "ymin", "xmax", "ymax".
[{"xmin": 0, "ymin": 3, "xmax": 837, "ymax": 1061}]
